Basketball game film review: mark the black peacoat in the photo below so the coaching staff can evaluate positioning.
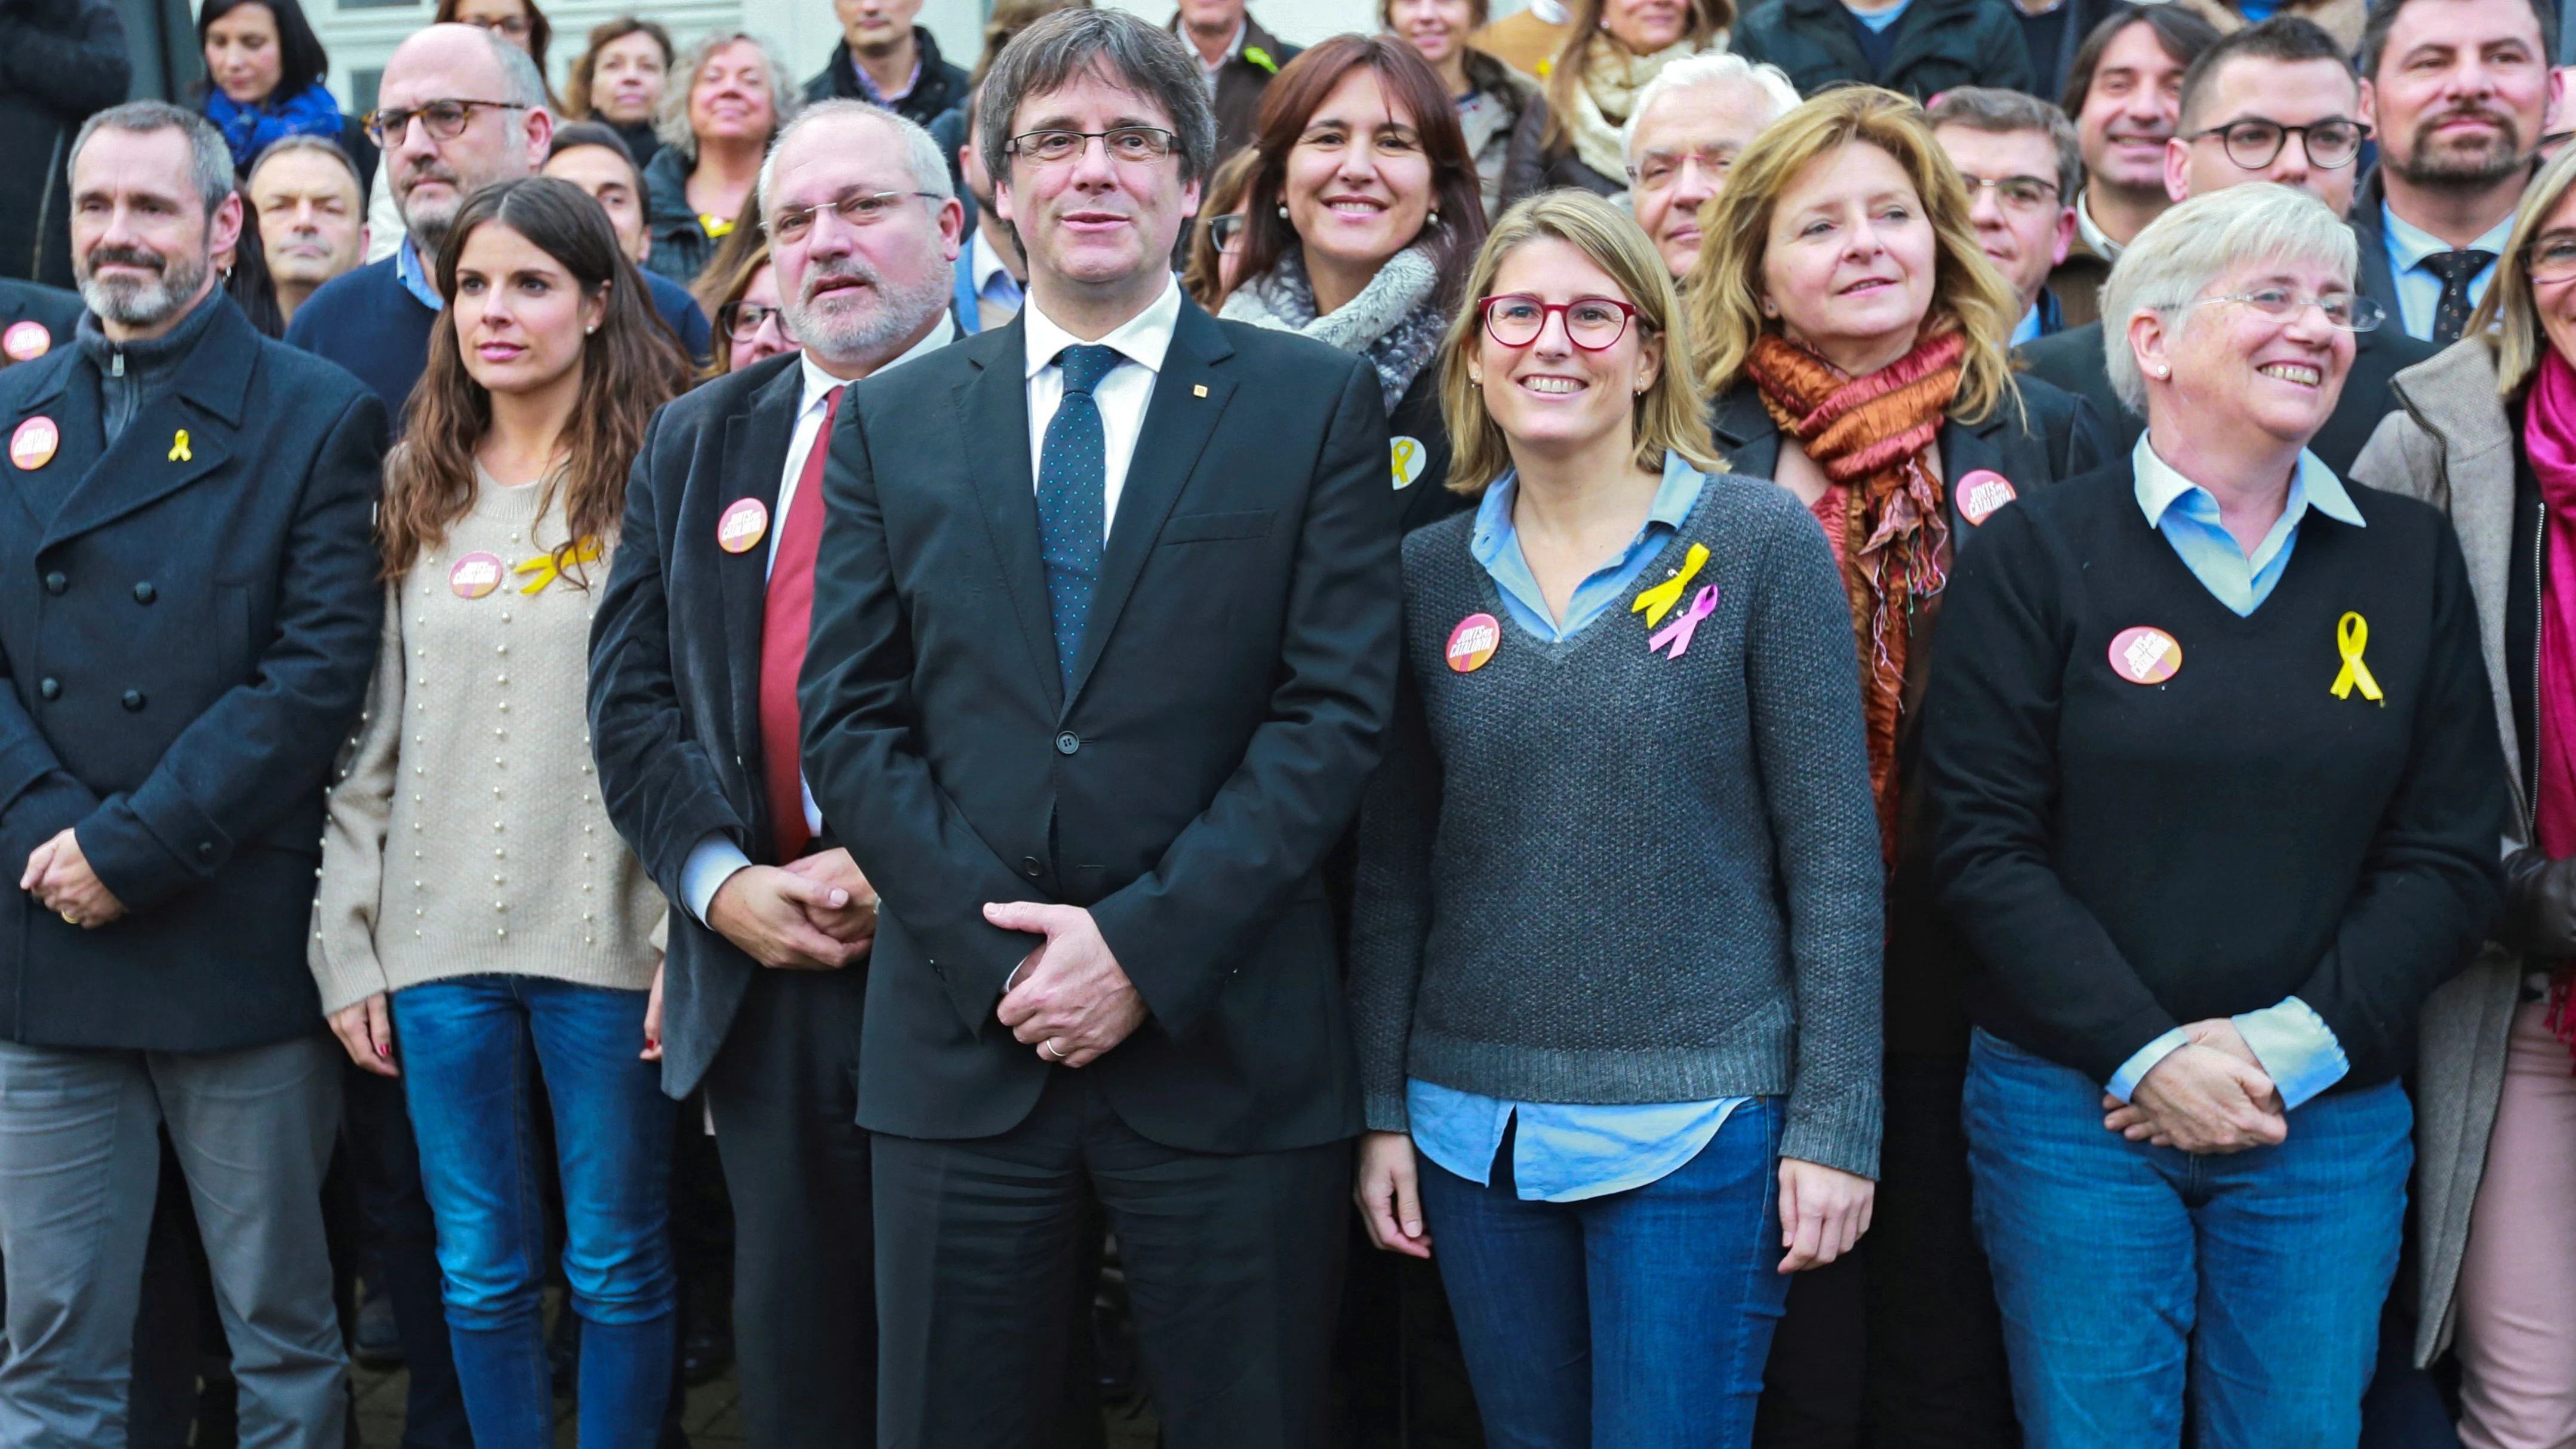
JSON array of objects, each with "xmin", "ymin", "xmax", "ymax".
[{"xmin": 0, "ymin": 293, "xmax": 387, "ymax": 1052}]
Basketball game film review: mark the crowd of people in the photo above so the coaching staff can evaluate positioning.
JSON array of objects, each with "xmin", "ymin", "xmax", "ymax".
[{"xmin": 1, "ymin": 0, "xmax": 2574, "ymax": 1442}]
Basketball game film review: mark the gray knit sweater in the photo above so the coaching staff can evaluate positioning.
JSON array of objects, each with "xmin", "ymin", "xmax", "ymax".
[{"xmin": 1347, "ymin": 471, "xmax": 1886, "ymax": 1179}]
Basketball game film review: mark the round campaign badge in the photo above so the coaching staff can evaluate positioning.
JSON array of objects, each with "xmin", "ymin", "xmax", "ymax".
[
  {"xmin": 2, "ymin": 321, "xmax": 50, "ymax": 363},
  {"xmin": 448, "ymin": 551, "xmax": 505, "ymax": 599},
  {"xmin": 717, "ymin": 497, "xmax": 770, "ymax": 555},
  {"xmin": 2107, "ymin": 625, "xmax": 2183, "ymax": 685},
  {"xmin": 1390, "ymin": 435, "xmax": 1428, "ymax": 490},
  {"xmin": 1956, "ymin": 469, "xmax": 2017, "ymax": 525},
  {"xmin": 1446, "ymin": 613, "xmax": 1501, "ymax": 673},
  {"xmin": 9, "ymin": 416, "xmax": 58, "ymax": 472}
]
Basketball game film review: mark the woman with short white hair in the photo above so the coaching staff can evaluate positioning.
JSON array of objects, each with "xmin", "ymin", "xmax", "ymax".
[
  {"xmin": 642, "ymin": 30, "xmax": 799, "ymax": 285},
  {"xmin": 1922, "ymin": 181, "xmax": 2509, "ymax": 1445}
]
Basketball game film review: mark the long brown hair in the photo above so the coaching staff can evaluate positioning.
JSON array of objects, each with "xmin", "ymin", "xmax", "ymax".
[
  {"xmin": 1183, "ymin": 146, "xmax": 1262, "ymax": 310},
  {"xmin": 1229, "ymin": 35, "xmax": 1489, "ymax": 315},
  {"xmin": 386, "ymin": 177, "xmax": 690, "ymax": 586},
  {"xmin": 702, "ymin": 238, "xmax": 773, "ymax": 377}
]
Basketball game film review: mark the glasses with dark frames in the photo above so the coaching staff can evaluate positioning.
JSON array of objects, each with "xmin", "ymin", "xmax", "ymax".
[
  {"xmin": 717, "ymin": 300, "xmax": 792, "ymax": 344},
  {"xmin": 363, "ymin": 98, "xmax": 526, "ymax": 146},
  {"xmin": 1478, "ymin": 294, "xmax": 1641, "ymax": 350},
  {"xmin": 2183, "ymin": 117, "xmax": 2370, "ymax": 171}
]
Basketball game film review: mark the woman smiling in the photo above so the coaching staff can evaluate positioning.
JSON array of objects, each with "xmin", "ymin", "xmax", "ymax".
[
  {"xmin": 1501, "ymin": 0, "xmax": 1725, "ymax": 204},
  {"xmin": 1221, "ymin": 36, "xmax": 1488, "ymax": 527},
  {"xmin": 1349, "ymin": 190, "xmax": 1882, "ymax": 1445}
]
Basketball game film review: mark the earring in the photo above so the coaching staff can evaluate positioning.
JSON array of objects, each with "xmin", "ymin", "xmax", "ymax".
[
  {"xmin": 1427, "ymin": 208, "xmax": 1441, "ymax": 227},
  {"xmin": 1277, "ymin": 204, "xmax": 1289, "ymax": 219},
  {"xmin": 586, "ymin": 324, "xmax": 598, "ymax": 335},
  {"xmin": 2150, "ymin": 364, "xmax": 2167, "ymax": 377},
  {"xmin": 1759, "ymin": 297, "xmax": 1777, "ymax": 318}
]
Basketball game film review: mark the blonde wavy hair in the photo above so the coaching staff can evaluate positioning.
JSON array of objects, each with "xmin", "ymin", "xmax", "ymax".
[
  {"xmin": 1441, "ymin": 190, "xmax": 1725, "ymax": 496},
  {"xmin": 2472, "ymin": 143, "xmax": 2576, "ymax": 397},
  {"xmin": 1684, "ymin": 87, "xmax": 2019, "ymax": 426}
]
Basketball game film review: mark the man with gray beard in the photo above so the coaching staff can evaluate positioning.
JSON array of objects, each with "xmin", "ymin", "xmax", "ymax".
[
  {"xmin": 587, "ymin": 97, "xmax": 960, "ymax": 1449},
  {"xmin": 2355, "ymin": 0, "xmax": 2562, "ymax": 342},
  {"xmin": 0, "ymin": 100, "xmax": 384, "ymax": 1448}
]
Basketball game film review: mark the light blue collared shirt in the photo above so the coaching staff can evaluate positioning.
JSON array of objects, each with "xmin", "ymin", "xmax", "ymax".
[
  {"xmin": 2104, "ymin": 435, "xmax": 2355, "ymax": 1109},
  {"xmin": 1848, "ymin": 0, "xmax": 1911, "ymax": 30},
  {"xmin": 1412, "ymin": 452, "xmax": 1751, "ymax": 1203},
  {"xmin": 2381, "ymin": 204, "xmax": 2513, "ymax": 343},
  {"xmin": 393, "ymin": 239, "xmax": 443, "ymax": 311}
]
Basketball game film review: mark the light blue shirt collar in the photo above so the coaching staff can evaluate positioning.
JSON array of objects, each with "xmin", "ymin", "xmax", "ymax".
[
  {"xmin": 2380, "ymin": 202, "xmax": 2515, "ymax": 279},
  {"xmin": 2131, "ymin": 433, "xmax": 2362, "ymax": 614},
  {"xmin": 393, "ymin": 239, "xmax": 444, "ymax": 312},
  {"xmin": 1469, "ymin": 451, "xmax": 1707, "ymax": 641},
  {"xmin": 2131, "ymin": 433, "xmax": 2363, "ymax": 533}
]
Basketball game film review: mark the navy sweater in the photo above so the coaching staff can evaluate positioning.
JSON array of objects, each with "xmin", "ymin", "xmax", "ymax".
[
  {"xmin": 284, "ymin": 255, "xmax": 712, "ymax": 424},
  {"xmin": 1922, "ymin": 463, "xmax": 2507, "ymax": 1090}
]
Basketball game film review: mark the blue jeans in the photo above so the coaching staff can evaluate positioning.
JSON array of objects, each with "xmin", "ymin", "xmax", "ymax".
[
  {"xmin": 1963, "ymin": 1029, "xmax": 2410, "ymax": 1449},
  {"xmin": 1417, "ymin": 1096, "xmax": 1790, "ymax": 1448},
  {"xmin": 393, "ymin": 975, "xmax": 678, "ymax": 1449}
]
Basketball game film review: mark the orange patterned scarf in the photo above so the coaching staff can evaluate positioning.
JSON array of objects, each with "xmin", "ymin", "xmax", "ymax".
[{"xmin": 1746, "ymin": 330, "xmax": 1965, "ymax": 862}]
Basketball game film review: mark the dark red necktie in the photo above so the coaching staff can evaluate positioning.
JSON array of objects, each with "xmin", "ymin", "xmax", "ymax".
[{"xmin": 757, "ymin": 384, "xmax": 841, "ymax": 863}]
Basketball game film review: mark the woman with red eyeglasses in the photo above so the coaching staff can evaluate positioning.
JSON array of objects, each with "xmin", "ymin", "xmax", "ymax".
[
  {"xmin": 1684, "ymin": 86, "xmax": 2107, "ymax": 1444},
  {"xmin": 1346, "ymin": 188, "xmax": 1885, "ymax": 1445}
]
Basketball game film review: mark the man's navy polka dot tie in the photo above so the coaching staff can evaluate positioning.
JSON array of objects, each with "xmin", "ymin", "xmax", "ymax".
[
  {"xmin": 2426, "ymin": 248, "xmax": 2495, "ymax": 347},
  {"xmin": 1038, "ymin": 344, "xmax": 1119, "ymax": 692}
]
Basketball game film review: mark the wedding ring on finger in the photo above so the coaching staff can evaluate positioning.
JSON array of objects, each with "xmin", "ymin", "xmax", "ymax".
[
  {"xmin": 1042, "ymin": 1039, "xmax": 1066, "ymax": 1061},
  {"xmin": 59, "ymin": 909, "xmax": 78, "ymax": 926}
]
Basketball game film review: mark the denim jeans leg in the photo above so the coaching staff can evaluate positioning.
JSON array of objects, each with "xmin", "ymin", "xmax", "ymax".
[
  {"xmin": 521, "ymin": 979, "xmax": 677, "ymax": 1449},
  {"xmin": 390, "ymin": 977, "xmax": 553, "ymax": 1449},
  {"xmin": 2189, "ymin": 1080, "xmax": 2410, "ymax": 1449},
  {"xmin": 1962, "ymin": 1030, "xmax": 2196, "ymax": 1449},
  {"xmin": 1417, "ymin": 1153, "xmax": 1591, "ymax": 1448},
  {"xmin": 1584, "ymin": 1096, "xmax": 1790, "ymax": 1449}
]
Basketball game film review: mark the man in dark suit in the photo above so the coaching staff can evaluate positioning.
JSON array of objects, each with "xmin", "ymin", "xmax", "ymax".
[
  {"xmin": 0, "ymin": 101, "xmax": 384, "ymax": 1447},
  {"xmin": 2018, "ymin": 17, "xmax": 2436, "ymax": 474},
  {"xmin": 0, "ymin": 277, "xmax": 81, "ymax": 370},
  {"xmin": 797, "ymin": 10, "xmax": 1396, "ymax": 1445},
  {"xmin": 589, "ymin": 99, "xmax": 963, "ymax": 1449}
]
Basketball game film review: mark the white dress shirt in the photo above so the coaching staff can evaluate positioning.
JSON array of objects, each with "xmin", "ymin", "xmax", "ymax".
[
  {"xmin": 1194, "ymin": 20, "xmax": 1245, "ymax": 93},
  {"xmin": 1021, "ymin": 277, "xmax": 1181, "ymax": 542},
  {"xmin": 679, "ymin": 315, "xmax": 958, "ymax": 922}
]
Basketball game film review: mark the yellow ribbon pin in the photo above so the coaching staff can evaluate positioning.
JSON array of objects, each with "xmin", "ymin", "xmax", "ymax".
[
  {"xmin": 511, "ymin": 539, "xmax": 605, "ymax": 595},
  {"xmin": 2330, "ymin": 611, "xmax": 2383, "ymax": 703},
  {"xmin": 1632, "ymin": 543, "xmax": 1709, "ymax": 626},
  {"xmin": 167, "ymin": 429, "xmax": 190, "ymax": 463}
]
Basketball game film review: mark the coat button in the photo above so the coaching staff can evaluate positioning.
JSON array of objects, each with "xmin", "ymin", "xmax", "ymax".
[
  {"xmin": 1022, "ymin": 856, "xmax": 1042, "ymax": 878},
  {"xmin": 1054, "ymin": 731, "xmax": 1079, "ymax": 755},
  {"xmin": 38, "ymin": 678, "xmax": 58, "ymax": 700},
  {"xmin": 195, "ymin": 842, "xmax": 215, "ymax": 861},
  {"xmin": 132, "ymin": 582, "xmax": 155, "ymax": 604},
  {"xmin": 42, "ymin": 571, "xmax": 64, "ymax": 595},
  {"xmin": 121, "ymin": 690, "xmax": 143, "ymax": 712}
]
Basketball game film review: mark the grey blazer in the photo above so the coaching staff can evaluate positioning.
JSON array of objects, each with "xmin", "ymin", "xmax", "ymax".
[{"xmin": 2348, "ymin": 337, "xmax": 2528, "ymax": 1368}]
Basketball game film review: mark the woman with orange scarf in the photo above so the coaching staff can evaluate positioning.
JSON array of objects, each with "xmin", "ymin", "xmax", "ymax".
[{"xmin": 1685, "ymin": 85, "xmax": 2107, "ymax": 1446}]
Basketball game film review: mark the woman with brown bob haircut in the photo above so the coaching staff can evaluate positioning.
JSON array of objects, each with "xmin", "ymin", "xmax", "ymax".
[
  {"xmin": 312, "ymin": 175, "xmax": 691, "ymax": 1449},
  {"xmin": 1686, "ymin": 84, "xmax": 2107, "ymax": 1439},
  {"xmin": 1221, "ymin": 34, "xmax": 1489, "ymax": 528}
]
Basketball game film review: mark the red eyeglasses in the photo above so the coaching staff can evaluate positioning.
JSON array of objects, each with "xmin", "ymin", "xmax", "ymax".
[{"xmin": 1478, "ymin": 294, "xmax": 1641, "ymax": 350}]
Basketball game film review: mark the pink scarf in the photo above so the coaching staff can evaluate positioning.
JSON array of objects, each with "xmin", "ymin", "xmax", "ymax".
[{"xmin": 2520, "ymin": 347, "xmax": 2576, "ymax": 1057}]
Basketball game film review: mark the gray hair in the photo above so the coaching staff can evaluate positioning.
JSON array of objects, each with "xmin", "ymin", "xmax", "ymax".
[
  {"xmin": 2098, "ymin": 183, "xmax": 2359, "ymax": 414},
  {"xmin": 1925, "ymin": 85, "xmax": 2081, "ymax": 205},
  {"xmin": 657, "ymin": 29, "xmax": 801, "ymax": 163},
  {"xmin": 977, "ymin": 8, "xmax": 1215, "ymax": 186},
  {"xmin": 1623, "ymin": 53, "xmax": 1798, "ymax": 164},
  {"xmin": 71, "ymin": 101, "xmax": 234, "ymax": 217},
  {"xmin": 758, "ymin": 99, "xmax": 956, "ymax": 220},
  {"xmin": 245, "ymin": 132, "xmax": 365, "ymax": 193}
]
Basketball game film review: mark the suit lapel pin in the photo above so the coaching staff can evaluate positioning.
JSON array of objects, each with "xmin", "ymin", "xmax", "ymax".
[
  {"xmin": 1192, "ymin": 384, "xmax": 1208, "ymax": 398},
  {"xmin": 168, "ymin": 429, "xmax": 191, "ymax": 463}
]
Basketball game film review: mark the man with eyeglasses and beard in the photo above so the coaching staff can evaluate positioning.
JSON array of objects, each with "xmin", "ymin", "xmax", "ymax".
[
  {"xmin": 2355, "ymin": 0, "xmax": 2564, "ymax": 344},
  {"xmin": 589, "ymin": 97, "xmax": 962, "ymax": 1449},
  {"xmin": 285, "ymin": 22, "xmax": 708, "ymax": 414},
  {"xmin": 2021, "ymin": 17, "xmax": 2439, "ymax": 474},
  {"xmin": 0, "ymin": 100, "xmax": 384, "ymax": 1448}
]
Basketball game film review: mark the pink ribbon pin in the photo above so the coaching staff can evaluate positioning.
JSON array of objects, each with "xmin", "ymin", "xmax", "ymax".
[{"xmin": 1647, "ymin": 584, "xmax": 1720, "ymax": 659}]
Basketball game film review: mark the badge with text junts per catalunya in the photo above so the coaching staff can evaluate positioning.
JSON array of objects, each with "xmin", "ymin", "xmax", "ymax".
[
  {"xmin": 1956, "ymin": 469, "xmax": 2017, "ymax": 525},
  {"xmin": 2108, "ymin": 625, "xmax": 2181, "ymax": 685},
  {"xmin": 718, "ymin": 497, "xmax": 769, "ymax": 555},
  {"xmin": 1390, "ymin": 436, "xmax": 1427, "ymax": 490},
  {"xmin": 1447, "ymin": 612, "xmax": 1500, "ymax": 673},
  {"xmin": 2, "ymin": 321, "xmax": 50, "ymax": 363},
  {"xmin": 449, "ymin": 552, "xmax": 505, "ymax": 599},
  {"xmin": 10, "ymin": 416, "xmax": 58, "ymax": 471}
]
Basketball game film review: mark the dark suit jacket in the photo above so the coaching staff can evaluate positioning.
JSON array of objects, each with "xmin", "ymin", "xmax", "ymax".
[
  {"xmin": 2014, "ymin": 318, "xmax": 2436, "ymax": 478},
  {"xmin": 0, "ymin": 294, "xmax": 386, "ymax": 1051},
  {"xmin": 1711, "ymin": 373, "xmax": 2110, "ymax": 1059},
  {"xmin": 798, "ymin": 298, "xmax": 1398, "ymax": 1154},
  {"xmin": 590, "ymin": 352, "xmax": 818, "ymax": 1100},
  {"xmin": 0, "ymin": 279, "xmax": 82, "ymax": 370}
]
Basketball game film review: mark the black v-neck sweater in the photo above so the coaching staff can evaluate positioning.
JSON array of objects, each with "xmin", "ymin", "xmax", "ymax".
[{"xmin": 1922, "ymin": 462, "xmax": 2508, "ymax": 1090}]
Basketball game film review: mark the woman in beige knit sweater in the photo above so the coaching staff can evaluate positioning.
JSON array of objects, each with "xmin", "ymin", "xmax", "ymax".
[{"xmin": 308, "ymin": 177, "xmax": 690, "ymax": 1449}]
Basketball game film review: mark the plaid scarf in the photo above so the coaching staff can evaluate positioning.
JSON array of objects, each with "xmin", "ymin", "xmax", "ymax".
[{"xmin": 1746, "ymin": 329, "xmax": 1965, "ymax": 862}]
